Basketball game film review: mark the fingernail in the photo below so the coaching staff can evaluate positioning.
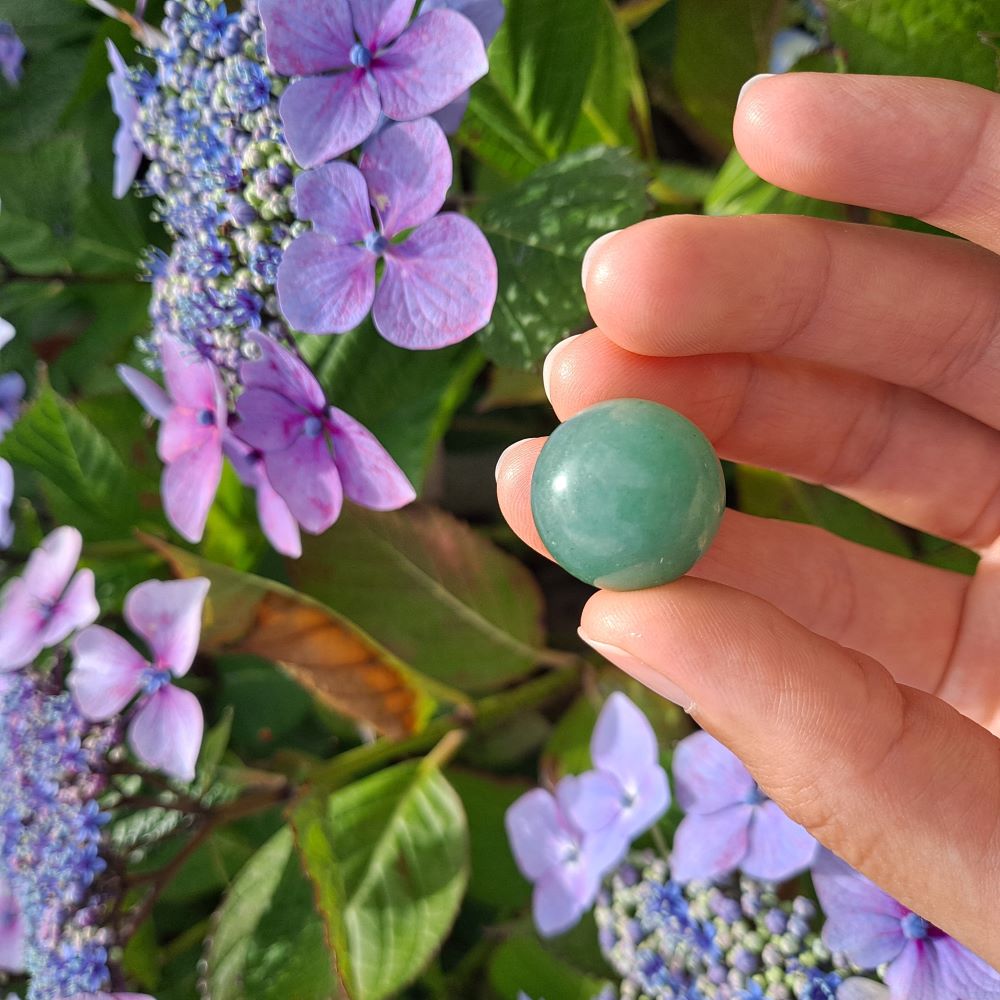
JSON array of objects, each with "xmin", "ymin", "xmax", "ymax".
[
  {"xmin": 578, "ymin": 629, "xmax": 695, "ymax": 712},
  {"xmin": 737, "ymin": 72, "xmax": 775, "ymax": 107},
  {"xmin": 542, "ymin": 334, "xmax": 580, "ymax": 402},
  {"xmin": 495, "ymin": 442, "xmax": 520, "ymax": 482},
  {"xmin": 581, "ymin": 230, "xmax": 621, "ymax": 291}
]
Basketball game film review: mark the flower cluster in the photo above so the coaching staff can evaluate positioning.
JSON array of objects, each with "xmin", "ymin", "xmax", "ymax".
[
  {"xmin": 0, "ymin": 318, "xmax": 25, "ymax": 549},
  {"xmin": 105, "ymin": 0, "xmax": 500, "ymax": 553}
]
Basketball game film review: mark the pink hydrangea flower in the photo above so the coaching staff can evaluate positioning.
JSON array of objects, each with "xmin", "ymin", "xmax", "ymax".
[{"xmin": 69, "ymin": 578, "xmax": 209, "ymax": 782}]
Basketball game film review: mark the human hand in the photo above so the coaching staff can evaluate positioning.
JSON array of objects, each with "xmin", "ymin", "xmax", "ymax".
[{"xmin": 495, "ymin": 73, "xmax": 1000, "ymax": 968}]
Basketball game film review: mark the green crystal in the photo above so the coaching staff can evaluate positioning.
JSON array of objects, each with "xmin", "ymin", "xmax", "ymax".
[{"xmin": 530, "ymin": 399, "xmax": 725, "ymax": 590}]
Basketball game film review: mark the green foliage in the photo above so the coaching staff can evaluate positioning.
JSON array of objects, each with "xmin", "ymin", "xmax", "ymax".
[{"xmin": 489, "ymin": 934, "xmax": 612, "ymax": 1000}]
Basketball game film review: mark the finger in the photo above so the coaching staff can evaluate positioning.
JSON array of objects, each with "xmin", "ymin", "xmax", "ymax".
[
  {"xmin": 583, "ymin": 214, "xmax": 1000, "ymax": 433},
  {"xmin": 577, "ymin": 578, "xmax": 1000, "ymax": 967},
  {"xmin": 496, "ymin": 438, "xmax": 970, "ymax": 695},
  {"xmin": 544, "ymin": 330, "xmax": 1000, "ymax": 550},
  {"xmin": 735, "ymin": 74, "xmax": 1000, "ymax": 253}
]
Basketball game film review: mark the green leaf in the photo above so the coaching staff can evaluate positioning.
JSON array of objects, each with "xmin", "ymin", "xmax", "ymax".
[
  {"xmin": 489, "ymin": 933, "xmax": 611, "ymax": 1000},
  {"xmin": 475, "ymin": 146, "xmax": 649, "ymax": 368},
  {"xmin": 0, "ymin": 381, "xmax": 142, "ymax": 540},
  {"xmin": 673, "ymin": 0, "xmax": 784, "ymax": 145},
  {"xmin": 292, "ymin": 759, "xmax": 470, "ymax": 1000},
  {"xmin": 298, "ymin": 321, "xmax": 483, "ymax": 490},
  {"xmin": 204, "ymin": 826, "xmax": 336, "ymax": 1000},
  {"xmin": 289, "ymin": 503, "xmax": 546, "ymax": 693},
  {"xmin": 826, "ymin": 0, "xmax": 1000, "ymax": 89}
]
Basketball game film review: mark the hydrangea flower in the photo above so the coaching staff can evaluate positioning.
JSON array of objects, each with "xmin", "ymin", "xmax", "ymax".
[
  {"xmin": 278, "ymin": 117, "xmax": 497, "ymax": 347},
  {"xmin": 0, "ymin": 873, "xmax": 25, "ymax": 973},
  {"xmin": 505, "ymin": 784, "xmax": 606, "ymax": 938},
  {"xmin": 671, "ymin": 731, "xmax": 816, "ymax": 884},
  {"xmin": 259, "ymin": 0, "xmax": 488, "ymax": 167},
  {"xmin": 813, "ymin": 851, "xmax": 1000, "ymax": 1000},
  {"xmin": 106, "ymin": 40, "xmax": 143, "ymax": 199},
  {"xmin": 0, "ymin": 22, "xmax": 25, "ymax": 87},
  {"xmin": 70, "ymin": 577, "xmax": 209, "ymax": 782},
  {"xmin": 0, "ymin": 527, "xmax": 99, "ymax": 672},
  {"xmin": 558, "ymin": 693, "xmax": 670, "ymax": 874},
  {"xmin": 769, "ymin": 27, "xmax": 821, "ymax": 74},
  {"xmin": 234, "ymin": 333, "xmax": 415, "ymax": 535}
]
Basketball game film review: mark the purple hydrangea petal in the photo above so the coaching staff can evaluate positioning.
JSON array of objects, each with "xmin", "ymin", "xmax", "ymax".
[
  {"xmin": 124, "ymin": 578, "xmax": 209, "ymax": 679},
  {"xmin": 241, "ymin": 332, "xmax": 326, "ymax": 411},
  {"xmin": 505, "ymin": 788, "xmax": 568, "ymax": 881},
  {"xmin": 884, "ymin": 941, "xmax": 949, "ymax": 1000},
  {"xmin": 0, "ymin": 582, "xmax": 39, "ymax": 671},
  {"xmin": 934, "ymin": 935, "xmax": 1000, "ymax": 998},
  {"xmin": 420, "ymin": 0, "xmax": 504, "ymax": 47},
  {"xmin": 353, "ymin": 0, "xmax": 417, "ymax": 51},
  {"xmin": 263, "ymin": 437, "xmax": 344, "ymax": 535},
  {"xmin": 672, "ymin": 730, "xmax": 756, "ymax": 814},
  {"xmin": 0, "ymin": 875, "xmax": 25, "ymax": 973},
  {"xmin": 432, "ymin": 91, "xmax": 470, "ymax": 135},
  {"xmin": 68, "ymin": 626, "xmax": 146, "ymax": 721},
  {"xmin": 812, "ymin": 852, "xmax": 907, "ymax": 969},
  {"xmin": 294, "ymin": 162, "xmax": 374, "ymax": 243},
  {"xmin": 0, "ymin": 23, "xmax": 25, "ymax": 88},
  {"xmin": 375, "ymin": 213, "xmax": 497, "ymax": 348},
  {"xmin": 741, "ymin": 800, "xmax": 817, "ymax": 882},
  {"xmin": 21, "ymin": 526, "xmax": 82, "ymax": 604},
  {"xmin": 128, "ymin": 683, "xmax": 204, "ymax": 782},
  {"xmin": 236, "ymin": 387, "xmax": 309, "ymax": 452},
  {"xmin": 836, "ymin": 980, "xmax": 888, "ymax": 1000},
  {"xmin": 255, "ymin": 471, "xmax": 303, "ymax": 558},
  {"xmin": 258, "ymin": 0, "xmax": 355, "ymax": 75},
  {"xmin": 670, "ymin": 805, "xmax": 753, "ymax": 884},
  {"xmin": 374, "ymin": 10, "xmax": 488, "ymax": 122},
  {"xmin": 590, "ymin": 691, "xmax": 660, "ymax": 791},
  {"xmin": 360, "ymin": 118, "xmax": 452, "ymax": 236},
  {"xmin": 0, "ymin": 317, "xmax": 13, "ymax": 350},
  {"xmin": 0, "ymin": 458, "xmax": 13, "ymax": 550},
  {"xmin": 621, "ymin": 765, "xmax": 671, "ymax": 842},
  {"xmin": 769, "ymin": 28, "xmax": 821, "ymax": 75},
  {"xmin": 328, "ymin": 406, "xmax": 416, "ymax": 510},
  {"xmin": 279, "ymin": 71, "xmax": 381, "ymax": 169},
  {"xmin": 277, "ymin": 233, "xmax": 377, "ymax": 334},
  {"xmin": 0, "ymin": 371, "xmax": 25, "ymax": 441},
  {"xmin": 117, "ymin": 365, "xmax": 172, "ymax": 421},
  {"xmin": 161, "ymin": 436, "xmax": 224, "ymax": 543},
  {"xmin": 106, "ymin": 41, "xmax": 142, "ymax": 199},
  {"xmin": 558, "ymin": 770, "xmax": 623, "ymax": 834},
  {"xmin": 533, "ymin": 868, "xmax": 593, "ymax": 939},
  {"xmin": 37, "ymin": 569, "xmax": 100, "ymax": 648},
  {"xmin": 160, "ymin": 336, "xmax": 226, "ymax": 414},
  {"xmin": 158, "ymin": 409, "xmax": 217, "ymax": 464}
]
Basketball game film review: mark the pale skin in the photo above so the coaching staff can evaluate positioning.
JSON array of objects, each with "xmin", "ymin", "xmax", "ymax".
[{"xmin": 495, "ymin": 74, "xmax": 1000, "ymax": 968}]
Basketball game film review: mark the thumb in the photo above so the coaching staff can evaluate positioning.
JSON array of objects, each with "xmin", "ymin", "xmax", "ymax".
[{"xmin": 578, "ymin": 577, "xmax": 1000, "ymax": 968}]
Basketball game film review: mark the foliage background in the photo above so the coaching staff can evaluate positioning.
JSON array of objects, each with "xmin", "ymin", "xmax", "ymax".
[{"xmin": 0, "ymin": 0, "xmax": 997, "ymax": 997}]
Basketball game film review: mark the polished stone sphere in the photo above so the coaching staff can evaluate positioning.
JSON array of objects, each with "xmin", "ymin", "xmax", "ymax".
[{"xmin": 530, "ymin": 399, "xmax": 726, "ymax": 590}]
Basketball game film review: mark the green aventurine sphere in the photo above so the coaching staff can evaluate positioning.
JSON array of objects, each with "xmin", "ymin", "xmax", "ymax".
[{"xmin": 531, "ymin": 399, "xmax": 726, "ymax": 591}]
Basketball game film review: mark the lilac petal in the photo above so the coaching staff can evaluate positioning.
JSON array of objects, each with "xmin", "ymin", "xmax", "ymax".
[
  {"xmin": 240, "ymin": 332, "xmax": 326, "ymax": 411},
  {"xmin": 532, "ymin": 871, "xmax": 590, "ymax": 938},
  {"xmin": 235, "ymin": 388, "xmax": 309, "ymax": 452},
  {"xmin": 159, "ymin": 336, "xmax": 225, "ymax": 414},
  {"xmin": 812, "ymin": 851, "xmax": 907, "ymax": 968},
  {"xmin": 294, "ymin": 162, "xmax": 373, "ymax": 243},
  {"xmin": 375, "ymin": 214, "xmax": 497, "ymax": 348},
  {"xmin": 117, "ymin": 365, "xmax": 171, "ymax": 421},
  {"xmin": 259, "ymin": 0, "xmax": 355, "ymax": 75},
  {"xmin": 505, "ymin": 788, "xmax": 567, "ymax": 881},
  {"xmin": 420, "ymin": 0, "xmax": 504, "ymax": 46},
  {"xmin": 558, "ymin": 770, "xmax": 622, "ymax": 834},
  {"xmin": 277, "ymin": 233, "xmax": 377, "ymax": 334},
  {"xmin": 360, "ymin": 118, "xmax": 451, "ymax": 235},
  {"xmin": 836, "ymin": 981, "xmax": 889, "ymax": 1000},
  {"xmin": 161, "ymin": 437, "xmax": 224, "ymax": 543},
  {"xmin": 280, "ymin": 72, "xmax": 381, "ymax": 169},
  {"xmin": 0, "ymin": 458, "xmax": 13, "ymax": 550},
  {"xmin": 0, "ymin": 582, "xmax": 42, "ymax": 671},
  {"xmin": 38, "ymin": 569, "xmax": 100, "ymax": 648},
  {"xmin": 670, "ymin": 805, "xmax": 753, "ymax": 884},
  {"xmin": 125, "ymin": 578, "xmax": 209, "ymax": 679},
  {"xmin": 590, "ymin": 692, "xmax": 660, "ymax": 790},
  {"xmin": 353, "ymin": 0, "xmax": 417, "ymax": 51},
  {"xmin": 69, "ymin": 626, "xmax": 146, "ymax": 720},
  {"xmin": 328, "ymin": 406, "xmax": 416, "ymax": 510},
  {"xmin": 374, "ymin": 10, "xmax": 488, "ymax": 122},
  {"xmin": 107, "ymin": 41, "xmax": 142, "ymax": 199},
  {"xmin": 934, "ymin": 935, "xmax": 1000, "ymax": 998},
  {"xmin": 0, "ymin": 317, "xmax": 13, "ymax": 350},
  {"xmin": 22, "ymin": 526, "xmax": 82, "ymax": 604},
  {"xmin": 159, "ymin": 408, "xmax": 216, "ymax": 464},
  {"xmin": 672, "ymin": 730, "xmax": 756, "ymax": 814},
  {"xmin": 620, "ymin": 766, "xmax": 671, "ymax": 842},
  {"xmin": 256, "ymin": 472, "xmax": 302, "ymax": 559},
  {"xmin": 113, "ymin": 118, "xmax": 143, "ymax": 200},
  {"xmin": 0, "ymin": 877, "xmax": 25, "ymax": 973},
  {"xmin": 128, "ymin": 684, "xmax": 204, "ymax": 782},
  {"xmin": 432, "ymin": 91, "xmax": 470, "ymax": 135},
  {"xmin": 264, "ymin": 437, "xmax": 344, "ymax": 534},
  {"xmin": 741, "ymin": 800, "xmax": 817, "ymax": 881},
  {"xmin": 884, "ymin": 940, "xmax": 951, "ymax": 1000}
]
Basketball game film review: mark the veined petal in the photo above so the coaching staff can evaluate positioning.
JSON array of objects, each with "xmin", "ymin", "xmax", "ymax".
[
  {"xmin": 885, "ymin": 941, "xmax": 950, "ymax": 1000},
  {"xmin": 277, "ymin": 233, "xmax": 376, "ymax": 335},
  {"xmin": 264, "ymin": 437, "xmax": 344, "ymax": 535},
  {"xmin": 360, "ymin": 118, "xmax": 451, "ymax": 235},
  {"xmin": 670, "ymin": 806, "xmax": 753, "ymax": 884},
  {"xmin": 240, "ymin": 332, "xmax": 326, "ymax": 411},
  {"xmin": 672, "ymin": 730, "xmax": 756, "ymax": 814},
  {"xmin": 505, "ymin": 787, "xmax": 568, "ymax": 881},
  {"xmin": 259, "ymin": 0, "xmax": 355, "ymax": 75},
  {"xmin": 279, "ymin": 72, "xmax": 381, "ymax": 169},
  {"xmin": 39, "ymin": 569, "xmax": 100, "ymax": 648},
  {"xmin": 159, "ymin": 335, "xmax": 225, "ymax": 413},
  {"xmin": 125, "ymin": 578, "xmax": 209, "ymax": 678},
  {"xmin": 742, "ymin": 800, "xmax": 817, "ymax": 881},
  {"xmin": 352, "ymin": 0, "xmax": 416, "ymax": 51},
  {"xmin": 161, "ymin": 436, "xmax": 224, "ymax": 543},
  {"xmin": 22, "ymin": 526, "xmax": 82, "ymax": 605},
  {"xmin": 158, "ymin": 409, "xmax": 215, "ymax": 464},
  {"xmin": 558, "ymin": 770, "xmax": 622, "ymax": 834},
  {"xmin": 590, "ymin": 692, "xmax": 661, "ymax": 789},
  {"xmin": 935, "ymin": 935, "xmax": 1000, "ymax": 998},
  {"xmin": 235, "ymin": 387, "xmax": 309, "ymax": 452},
  {"xmin": 69, "ymin": 626, "xmax": 146, "ymax": 720},
  {"xmin": 128, "ymin": 684, "xmax": 204, "ymax": 782},
  {"xmin": 375, "ymin": 214, "xmax": 497, "ymax": 348},
  {"xmin": 420, "ymin": 0, "xmax": 504, "ymax": 46},
  {"xmin": 374, "ymin": 10, "xmax": 488, "ymax": 121},
  {"xmin": 328, "ymin": 406, "xmax": 416, "ymax": 510},
  {"xmin": 256, "ymin": 471, "xmax": 302, "ymax": 558},
  {"xmin": 294, "ymin": 161, "xmax": 373, "ymax": 242},
  {"xmin": 619, "ymin": 766, "xmax": 671, "ymax": 842},
  {"xmin": 117, "ymin": 365, "xmax": 171, "ymax": 421}
]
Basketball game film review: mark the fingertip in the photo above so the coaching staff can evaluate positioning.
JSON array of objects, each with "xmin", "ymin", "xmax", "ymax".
[{"xmin": 495, "ymin": 437, "xmax": 549, "ymax": 557}]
